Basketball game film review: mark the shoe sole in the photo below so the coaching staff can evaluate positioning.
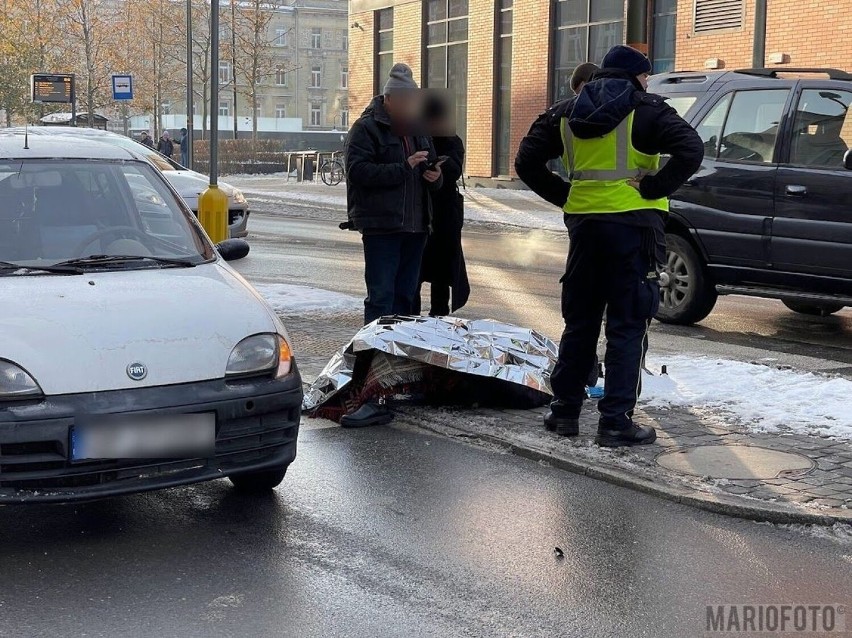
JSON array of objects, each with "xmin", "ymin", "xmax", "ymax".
[
  {"xmin": 340, "ymin": 413, "xmax": 394, "ymax": 428},
  {"xmin": 544, "ymin": 422, "xmax": 579, "ymax": 437},
  {"xmin": 594, "ymin": 431, "xmax": 657, "ymax": 448}
]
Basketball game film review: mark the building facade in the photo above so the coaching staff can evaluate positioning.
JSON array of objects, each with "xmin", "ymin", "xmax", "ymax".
[{"xmin": 349, "ymin": 0, "xmax": 852, "ymax": 179}]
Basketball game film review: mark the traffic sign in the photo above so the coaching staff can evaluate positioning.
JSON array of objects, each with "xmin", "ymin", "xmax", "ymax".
[
  {"xmin": 31, "ymin": 73, "xmax": 74, "ymax": 104},
  {"xmin": 112, "ymin": 75, "xmax": 133, "ymax": 101}
]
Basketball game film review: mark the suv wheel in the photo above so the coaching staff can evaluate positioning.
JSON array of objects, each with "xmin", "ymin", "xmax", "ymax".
[
  {"xmin": 656, "ymin": 234, "xmax": 718, "ymax": 325},
  {"xmin": 229, "ymin": 465, "xmax": 289, "ymax": 493},
  {"xmin": 782, "ymin": 300, "xmax": 845, "ymax": 317}
]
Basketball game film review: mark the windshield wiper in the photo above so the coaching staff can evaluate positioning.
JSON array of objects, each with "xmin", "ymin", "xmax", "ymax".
[
  {"xmin": 0, "ymin": 260, "xmax": 84, "ymax": 275},
  {"xmin": 52, "ymin": 255, "xmax": 198, "ymax": 269}
]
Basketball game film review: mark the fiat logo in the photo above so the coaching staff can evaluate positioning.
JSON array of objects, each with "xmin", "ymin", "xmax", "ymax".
[{"xmin": 126, "ymin": 362, "xmax": 148, "ymax": 381}]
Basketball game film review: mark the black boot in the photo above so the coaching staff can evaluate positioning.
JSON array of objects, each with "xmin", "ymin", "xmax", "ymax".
[
  {"xmin": 340, "ymin": 402, "xmax": 394, "ymax": 428},
  {"xmin": 544, "ymin": 412, "xmax": 579, "ymax": 437},
  {"xmin": 595, "ymin": 422, "xmax": 657, "ymax": 448}
]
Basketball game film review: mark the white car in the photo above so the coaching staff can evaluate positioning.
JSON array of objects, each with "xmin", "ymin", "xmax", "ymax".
[
  {"xmin": 0, "ymin": 127, "xmax": 250, "ymax": 238},
  {"xmin": 0, "ymin": 133, "xmax": 300, "ymax": 502}
]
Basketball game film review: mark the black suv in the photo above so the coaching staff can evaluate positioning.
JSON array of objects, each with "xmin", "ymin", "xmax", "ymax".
[{"xmin": 649, "ymin": 68, "xmax": 852, "ymax": 324}]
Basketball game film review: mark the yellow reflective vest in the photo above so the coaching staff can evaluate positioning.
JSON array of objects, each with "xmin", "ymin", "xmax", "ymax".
[{"xmin": 560, "ymin": 111, "xmax": 668, "ymax": 215}]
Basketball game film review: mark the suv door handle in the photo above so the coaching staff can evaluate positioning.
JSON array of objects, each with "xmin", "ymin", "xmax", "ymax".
[{"xmin": 785, "ymin": 184, "xmax": 808, "ymax": 197}]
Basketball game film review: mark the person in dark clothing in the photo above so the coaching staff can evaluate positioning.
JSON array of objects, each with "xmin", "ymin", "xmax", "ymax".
[
  {"xmin": 157, "ymin": 130, "xmax": 174, "ymax": 158},
  {"xmin": 139, "ymin": 131, "xmax": 154, "ymax": 148},
  {"xmin": 179, "ymin": 127, "xmax": 189, "ymax": 167},
  {"xmin": 340, "ymin": 63, "xmax": 443, "ymax": 428},
  {"xmin": 515, "ymin": 45, "xmax": 703, "ymax": 447},
  {"xmin": 570, "ymin": 62, "xmax": 599, "ymax": 94},
  {"xmin": 416, "ymin": 96, "xmax": 469, "ymax": 316}
]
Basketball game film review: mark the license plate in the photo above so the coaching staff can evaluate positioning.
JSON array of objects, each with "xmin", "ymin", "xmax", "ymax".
[{"xmin": 71, "ymin": 413, "xmax": 216, "ymax": 461}]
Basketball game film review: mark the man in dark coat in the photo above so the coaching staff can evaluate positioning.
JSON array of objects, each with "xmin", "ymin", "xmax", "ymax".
[
  {"xmin": 157, "ymin": 130, "xmax": 174, "ymax": 158},
  {"xmin": 417, "ymin": 96, "xmax": 469, "ymax": 316},
  {"xmin": 515, "ymin": 45, "xmax": 703, "ymax": 447},
  {"xmin": 179, "ymin": 127, "xmax": 189, "ymax": 167},
  {"xmin": 345, "ymin": 63, "xmax": 443, "ymax": 326},
  {"xmin": 139, "ymin": 131, "xmax": 154, "ymax": 148}
]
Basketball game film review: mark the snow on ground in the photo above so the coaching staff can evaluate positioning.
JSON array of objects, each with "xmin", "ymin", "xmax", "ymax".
[
  {"xmin": 641, "ymin": 354, "xmax": 852, "ymax": 440},
  {"xmin": 254, "ymin": 282, "xmax": 361, "ymax": 316},
  {"xmin": 228, "ymin": 177, "xmax": 566, "ymax": 231}
]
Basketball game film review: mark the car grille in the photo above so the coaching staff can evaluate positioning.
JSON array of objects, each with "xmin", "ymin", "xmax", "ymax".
[
  {"xmin": 0, "ymin": 410, "xmax": 298, "ymax": 491},
  {"xmin": 228, "ymin": 209, "xmax": 243, "ymax": 225}
]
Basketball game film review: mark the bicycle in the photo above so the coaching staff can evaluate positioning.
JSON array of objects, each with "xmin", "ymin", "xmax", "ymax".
[{"xmin": 320, "ymin": 151, "xmax": 346, "ymax": 186}]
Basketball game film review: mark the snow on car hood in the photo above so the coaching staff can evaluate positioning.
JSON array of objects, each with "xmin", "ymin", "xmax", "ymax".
[
  {"xmin": 0, "ymin": 264, "xmax": 280, "ymax": 395},
  {"xmin": 166, "ymin": 170, "xmax": 238, "ymax": 198}
]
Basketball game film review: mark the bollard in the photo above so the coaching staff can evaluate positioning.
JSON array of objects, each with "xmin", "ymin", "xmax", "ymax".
[{"xmin": 198, "ymin": 184, "xmax": 229, "ymax": 243}]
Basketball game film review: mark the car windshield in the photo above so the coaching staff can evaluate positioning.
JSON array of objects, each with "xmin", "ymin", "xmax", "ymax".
[
  {"xmin": 0, "ymin": 159, "xmax": 213, "ymax": 272},
  {"xmin": 664, "ymin": 95, "xmax": 699, "ymax": 118}
]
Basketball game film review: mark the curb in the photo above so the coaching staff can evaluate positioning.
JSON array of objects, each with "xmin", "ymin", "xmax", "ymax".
[{"xmin": 396, "ymin": 414, "xmax": 852, "ymax": 527}]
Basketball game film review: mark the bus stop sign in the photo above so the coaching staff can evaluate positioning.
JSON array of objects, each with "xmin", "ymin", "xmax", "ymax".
[{"xmin": 112, "ymin": 75, "xmax": 133, "ymax": 101}]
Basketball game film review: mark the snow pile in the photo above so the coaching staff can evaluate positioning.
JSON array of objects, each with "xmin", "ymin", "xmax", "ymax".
[
  {"xmin": 640, "ymin": 355, "xmax": 852, "ymax": 440},
  {"xmin": 254, "ymin": 283, "xmax": 361, "ymax": 316}
]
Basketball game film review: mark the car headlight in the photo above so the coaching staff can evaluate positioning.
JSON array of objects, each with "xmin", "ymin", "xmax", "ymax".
[
  {"xmin": 0, "ymin": 360, "xmax": 43, "ymax": 399},
  {"xmin": 226, "ymin": 334, "xmax": 292, "ymax": 379},
  {"xmin": 231, "ymin": 189, "xmax": 247, "ymax": 205}
]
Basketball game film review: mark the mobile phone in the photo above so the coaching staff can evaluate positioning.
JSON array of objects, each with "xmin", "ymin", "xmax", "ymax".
[{"xmin": 424, "ymin": 155, "xmax": 449, "ymax": 171}]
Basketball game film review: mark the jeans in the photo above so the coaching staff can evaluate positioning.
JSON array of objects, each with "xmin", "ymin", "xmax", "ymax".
[
  {"xmin": 180, "ymin": 151, "xmax": 189, "ymax": 168},
  {"xmin": 549, "ymin": 221, "xmax": 660, "ymax": 429},
  {"xmin": 362, "ymin": 232, "xmax": 428, "ymax": 325}
]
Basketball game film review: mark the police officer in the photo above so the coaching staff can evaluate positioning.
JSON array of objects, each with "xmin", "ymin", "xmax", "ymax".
[{"xmin": 515, "ymin": 45, "xmax": 703, "ymax": 447}]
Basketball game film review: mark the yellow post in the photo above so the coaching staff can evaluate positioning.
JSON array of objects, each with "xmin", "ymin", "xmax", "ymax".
[{"xmin": 198, "ymin": 184, "xmax": 229, "ymax": 243}]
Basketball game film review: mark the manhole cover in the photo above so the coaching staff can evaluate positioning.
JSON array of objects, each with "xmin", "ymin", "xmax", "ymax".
[{"xmin": 656, "ymin": 445, "xmax": 814, "ymax": 480}]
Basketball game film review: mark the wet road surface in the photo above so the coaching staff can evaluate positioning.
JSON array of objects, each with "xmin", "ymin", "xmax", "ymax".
[
  {"xmin": 1, "ymin": 425, "xmax": 850, "ymax": 637},
  {"xmin": 237, "ymin": 212, "xmax": 852, "ymax": 376}
]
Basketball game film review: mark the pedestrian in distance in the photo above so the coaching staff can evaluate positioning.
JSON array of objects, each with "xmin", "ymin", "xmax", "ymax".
[
  {"xmin": 139, "ymin": 131, "xmax": 154, "ymax": 149},
  {"xmin": 515, "ymin": 45, "xmax": 703, "ymax": 447},
  {"xmin": 157, "ymin": 130, "xmax": 174, "ymax": 159},
  {"xmin": 179, "ymin": 127, "xmax": 189, "ymax": 167},
  {"xmin": 416, "ymin": 94, "xmax": 469, "ymax": 317},
  {"xmin": 340, "ymin": 62, "xmax": 444, "ymax": 427}
]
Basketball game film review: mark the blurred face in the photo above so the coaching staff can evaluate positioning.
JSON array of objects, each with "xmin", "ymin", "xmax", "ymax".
[
  {"xmin": 384, "ymin": 91, "xmax": 420, "ymax": 124},
  {"xmin": 637, "ymin": 73, "xmax": 650, "ymax": 90}
]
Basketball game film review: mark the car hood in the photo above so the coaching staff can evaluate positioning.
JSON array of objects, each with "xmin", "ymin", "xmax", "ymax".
[
  {"xmin": 166, "ymin": 171, "xmax": 238, "ymax": 198},
  {"xmin": 0, "ymin": 264, "xmax": 282, "ymax": 395}
]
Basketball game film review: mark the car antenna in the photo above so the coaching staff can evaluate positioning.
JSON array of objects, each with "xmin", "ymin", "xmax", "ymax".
[{"xmin": 23, "ymin": 122, "xmax": 29, "ymax": 150}]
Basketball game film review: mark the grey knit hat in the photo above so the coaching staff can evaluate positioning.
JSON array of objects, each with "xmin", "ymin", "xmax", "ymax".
[{"xmin": 383, "ymin": 63, "xmax": 418, "ymax": 94}]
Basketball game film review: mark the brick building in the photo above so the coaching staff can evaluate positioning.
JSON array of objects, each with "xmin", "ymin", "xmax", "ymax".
[{"xmin": 349, "ymin": 0, "xmax": 852, "ymax": 179}]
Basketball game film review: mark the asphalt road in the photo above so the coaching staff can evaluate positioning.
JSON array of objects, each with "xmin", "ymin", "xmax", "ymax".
[
  {"xmin": 2, "ymin": 425, "xmax": 850, "ymax": 638},
  {"xmin": 236, "ymin": 208, "xmax": 852, "ymax": 377}
]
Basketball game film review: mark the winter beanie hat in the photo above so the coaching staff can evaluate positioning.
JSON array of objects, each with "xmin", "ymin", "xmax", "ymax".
[
  {"xmin": 601, "ymin": 45, "xmax": 652, "ymax": 76},
  {"xmin": 383, "ymin": 63, "xmax": 419, "ymax": 94}
]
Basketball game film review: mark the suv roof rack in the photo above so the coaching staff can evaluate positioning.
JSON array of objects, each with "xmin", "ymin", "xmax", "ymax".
[{"xmin": 735, "ymin": 68, "xmax": 852, "ymax": 81}]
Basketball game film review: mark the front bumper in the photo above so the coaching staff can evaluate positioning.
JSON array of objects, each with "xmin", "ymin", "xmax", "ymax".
[{"xmin": 0, "ymin": 366, "xmax": 302, "ymax": 503}]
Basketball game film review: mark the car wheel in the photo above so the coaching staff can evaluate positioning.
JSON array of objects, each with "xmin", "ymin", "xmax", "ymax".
[
  {"xmin": 782, "ymin": 300, "xmax": 845, "ymax": 317},
  {"xmin": 229, "ymin": 465, "xmax": 288, "ymax": 493},
  {"xmin": 656, "ymin": 234, "xmax": 718, "ymax": 325}
]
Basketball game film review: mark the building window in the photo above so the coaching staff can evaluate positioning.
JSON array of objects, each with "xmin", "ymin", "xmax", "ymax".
[
  {"xmin": 340, "ymin": 109, "xmax": 349, "ymax": 128},
  {"xmin": 276, "ymin": 103, "xmax": 287, "ymax": 118},
  {"xmin": 426, "ymin": 0, "xmax": 469, "ymax": 143},
  {"xmin": 310, "ymin": 104, "xmax": 322, "ymax": 127},
  {"xmin": 375, "ymin": 8, "xmax": 394, "ymax": 94},
  {"xmin": 160, "ymin": 99, "xmax": 172, "ymax": 116},
  {"xmin": 219, "ymin": 60, "xmax": 232, "ymax": 85},
  {"xmin": 552, "ymin": 0, "xmax": 624, "ymax": 102},
  {"xmin": 275, "ymin": 68, "xmax": 288, "ymax": 86},
  {"xmin": 495, "ymin": 0, "xmax": 512, "ymax": 176},
  {"xmin": 651, "ymin": 0, "xmax": 677, "ymax": 73},
  {"xmin": 694, "ymin": 0, "xmax": 743, "ymax": 33},
  {"xmin": 273, "ymin": 27, "xmax": 288, "ymax": 47},
  {"xmin": 342, "ymin": 32, "xmax": 348, "ymax": 51},
  {"xmin": 341, "ymin": 67, "xmax": 348, "ymax": 89},
  {"xmin": 311, "ymin": 66, "xmax": 322, "ymax": 88},
  {"xmin": 311, "ymin": 27, "xmax": 322, "ymax": 49},
  {"xmin": 255, "ymin": 104, "xmax": 263, "ymax": 118},
  {"xmin": 219, "ymin": 100, "xmax": 230, "ymax": 117}
]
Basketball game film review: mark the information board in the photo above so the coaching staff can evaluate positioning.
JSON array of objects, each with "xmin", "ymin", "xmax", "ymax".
[{"xmin": 31, "ymin": 73, "xmax": 75, "ymax": 104}]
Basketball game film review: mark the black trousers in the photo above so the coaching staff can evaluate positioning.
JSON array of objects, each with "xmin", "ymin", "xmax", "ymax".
[
  {"xmin": 362, "ymin": 232, "xmax": 428, "ymax": 325},
  {"xmin": 550, "ymin": 220, "xmax": 660, "ymax": 429}
]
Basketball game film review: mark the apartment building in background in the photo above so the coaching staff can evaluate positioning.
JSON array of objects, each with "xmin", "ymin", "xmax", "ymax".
[{"xmin": 349, "ymin": 0, "xmax": 852, "ymax": 179}]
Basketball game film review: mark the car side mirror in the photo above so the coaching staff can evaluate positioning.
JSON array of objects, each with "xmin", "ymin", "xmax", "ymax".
[
  {"xmin": 216, "ymin": 238, "xmax": 250, "ymax": 261},
  {"xmin": 844, "ymin": 149, "xmax": 852, "ymax": 171}
]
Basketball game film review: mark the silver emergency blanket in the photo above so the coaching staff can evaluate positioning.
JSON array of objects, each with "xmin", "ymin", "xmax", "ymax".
[{"xmin": 303, "ymin": 316, "xmax": 559, "ymax": 415}]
